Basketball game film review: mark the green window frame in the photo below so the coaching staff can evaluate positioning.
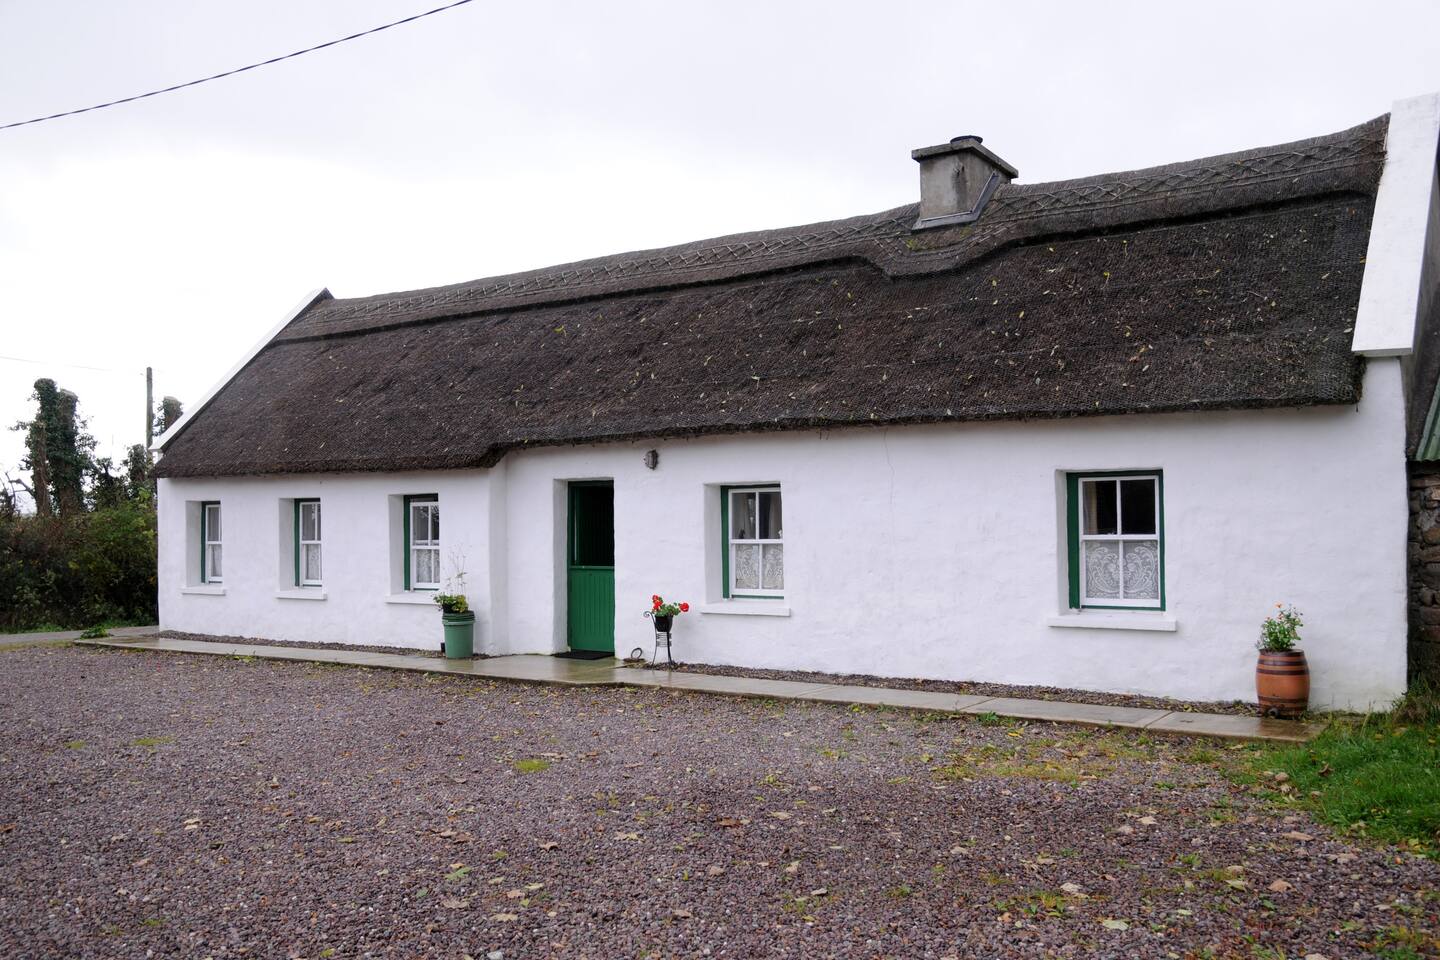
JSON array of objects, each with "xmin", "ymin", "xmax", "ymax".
[
  {"xmin": 403, "ymin": 494, "xmax": 439, "ymax": 591},
  {"xmin": 1065, "ymin": 471, "xmax": 1165, "ymax": 610},
  {"xmin": 294, "ymin": 499, "xmax": 322, "ymax": 587},
  {"xmin": 720, "ymin": 485, "xmax": 784, "ymax": 599},
  {"xmin": 200, "ymin": 501, "xmax": 222, "ymax": 584}
]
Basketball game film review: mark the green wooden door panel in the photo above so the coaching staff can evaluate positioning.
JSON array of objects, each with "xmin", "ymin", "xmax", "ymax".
[
  {"xmin": 566, "ymin": 482, "xmax": 615, "ymax": 653},
  {"xmin": 567, "ymin": 567, "xmax": 615, "ymax": 652}
]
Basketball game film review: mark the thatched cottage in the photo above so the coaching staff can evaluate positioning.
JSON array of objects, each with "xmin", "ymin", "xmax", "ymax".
[{"xmin": 153, "ymin": 94, "xmax": 1440, "ymax": 711}]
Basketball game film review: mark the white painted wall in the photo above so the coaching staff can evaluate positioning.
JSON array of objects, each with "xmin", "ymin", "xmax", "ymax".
[
  {"xmin": 158, "ymin": 358, "xmax": 1411, "ymax": 711},
  {"xmin": 158, "ymin": 470, "xmax": 497, "ymax": 653}
]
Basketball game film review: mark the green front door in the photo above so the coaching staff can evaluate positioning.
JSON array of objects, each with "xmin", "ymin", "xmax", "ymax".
[{"xmin": 566, "ymin": 481, "xmax": 615, "ymax": 654}]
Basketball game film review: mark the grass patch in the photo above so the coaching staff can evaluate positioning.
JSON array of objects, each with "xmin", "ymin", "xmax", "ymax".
[
  {"xmin": 513, "ymin": 758, "xmax": 551, "ymax": 774},
  {"xmin": 1246, "ymin": 682, "xmax": 1440, "ymax": 857},
  {"xmin": 63, "ymin": 740, "xmax": 86, "ymax": 750}
]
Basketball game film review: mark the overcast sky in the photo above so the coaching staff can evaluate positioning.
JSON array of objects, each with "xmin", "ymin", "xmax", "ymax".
[{"xmin": 3, "ymin": 0, "xmax": 1440, "ymax": 498}]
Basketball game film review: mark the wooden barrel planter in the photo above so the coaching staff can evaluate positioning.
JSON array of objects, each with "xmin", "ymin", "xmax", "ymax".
[{"xmin": 1256, "ymin": 650, "xmax": 1310, "ymax": 718}]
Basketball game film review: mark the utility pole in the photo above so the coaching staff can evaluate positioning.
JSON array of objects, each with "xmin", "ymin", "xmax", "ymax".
[{"xmin": 145, "ymin": 366, "xmax": 153, "ymax": 448}]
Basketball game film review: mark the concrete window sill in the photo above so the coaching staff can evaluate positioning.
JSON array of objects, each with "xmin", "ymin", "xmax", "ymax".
[
  {"xmin": 385, "ymin": 594, "xmax": 437, "ymax": 606},
  {"xmin": 698, "ymin": 601, "xmax": 791, "ymax": 618},
  {"xmin": 180, "ymin": 585, "xmax": 226, "ymax": 596},
  {"xmin": 276, "ymin": 590, "xmax": 327, "ymax": 601},
  {"xmin": 1046, "ymin": 611, "xmax": 1177, "ymax": 632}
]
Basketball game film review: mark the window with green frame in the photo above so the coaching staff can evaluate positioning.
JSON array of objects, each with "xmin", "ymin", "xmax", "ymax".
[
  {"xmin": 403, "ymin": 495, "xmax": 439, "ymax": 590},
  {"xmin": 200, "ymin": 501, "xmax": 223, "ymax": 584},
  {"xmin": 1066, "ymin": 472, "xmax": 1164, "ymax": 610},
  {"xmin": 721, "ymin": 485, "xmax": 783, "ymax": 598},
  {"xmin": 294, "ymin": 499, "xmax": 321, "ymax": 587}
]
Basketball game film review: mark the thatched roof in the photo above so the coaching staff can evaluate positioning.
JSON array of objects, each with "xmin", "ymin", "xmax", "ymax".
[{"xmin": 155, "ymin": 116, "xmax": 1387, "ymax": 478}]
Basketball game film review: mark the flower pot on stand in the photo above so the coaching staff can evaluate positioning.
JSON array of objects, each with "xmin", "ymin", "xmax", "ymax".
[
  {"xmin": 1256, "ymin": 649, "xmax": 1309, "ymax": 718},
  {"xmin": 652, "ymin": 615, "xmax": 673, "ymax": 634},
  {"xmin": 442, "ymin": 610, "xmax": 475, "ymax": 660}
]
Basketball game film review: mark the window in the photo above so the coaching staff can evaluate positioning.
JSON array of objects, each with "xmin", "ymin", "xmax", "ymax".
[
  {"xmin": 723, "ymin": 486, "xmax": 783, "ymax": 598},
  {"xmin": 1067, "ymin": 472, "xmax": 1164, "ymax": 609},
  {"xmin": 201, "ymin": 501, "xmax": 223, "ymax": 583},
  {"xmin": 295, "ymin": 499, "xmax": 322, "ymax": 586},
  {"xmin": 405, "ymin": 495, "xmax": 439, "ymax": 590}
]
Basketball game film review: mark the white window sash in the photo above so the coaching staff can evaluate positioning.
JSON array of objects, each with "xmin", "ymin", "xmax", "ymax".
[
  {"xmin": 728, "ymin": 487, "xmax": 784, "ymax": 598},
  {"xmin": 203, "ymin": 504, "xmax": 223, "ymax": 583},
  {"xmin": 409, "ymin": 500, "xmax": 440, "ymax": 590},
  {"xmin": 298, "ymin": 501, "xmax": 322, "ymax": 586},
  {"xmin": 1076, "ymin": 475, "xmax": 1161, "ymax": 609}
]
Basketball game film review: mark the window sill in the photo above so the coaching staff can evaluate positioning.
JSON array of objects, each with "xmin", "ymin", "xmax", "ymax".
[
  {"xmin": 180, "ymin": 585, "xmax": 226, "ymax": 596},
  {"xmin": 698, "ymin": 601, "xmax": 791, "ymax": 618},
  {"xmin": 385, "ymin": 594, "xmax": 438, "ymax": 606},
  {"xmin": 1046, "ymin": 611, "xmax": 1177, "ymax": 632},
  {"xmin": 276, "ymin": 589, "xmax": 327, "ymax": 601}
]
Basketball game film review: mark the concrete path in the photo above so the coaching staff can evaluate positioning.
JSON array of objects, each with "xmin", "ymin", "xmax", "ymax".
[
  {"xmin": 0, "ymin": 625, "xmax": 157, "ymax": 647},
  {"xmin": 75, "ymin": 635, "xmax": 1325, "ymax": 742}
]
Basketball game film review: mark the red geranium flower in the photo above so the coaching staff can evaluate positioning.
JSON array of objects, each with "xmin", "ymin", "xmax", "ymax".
[{"xmin": 679, "ymin": 602, "xmax": 689, "ymax": 612}]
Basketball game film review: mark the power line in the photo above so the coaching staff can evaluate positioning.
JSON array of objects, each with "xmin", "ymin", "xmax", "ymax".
[
  {"xmin": 0, "ymin": 354, "xmax": 148, "ymax": 375},
  {"xmin": 0, "ymin": 0, "xmax": 477, "ymax": 132}
]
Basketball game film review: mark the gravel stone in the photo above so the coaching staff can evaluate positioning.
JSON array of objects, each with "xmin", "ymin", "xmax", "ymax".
[{"xmin": 1, "ymin": 645, "xmax": 1434, "ymax": 959}]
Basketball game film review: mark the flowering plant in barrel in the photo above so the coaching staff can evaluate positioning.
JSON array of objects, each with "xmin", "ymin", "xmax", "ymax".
[
  {"xmin": 1256, "ymin": 603, "xmax": 1309, "ymax": 718},
  {"xmin": 1258, "ymin": 604, "xmax": 1302, "ymax": 652}
]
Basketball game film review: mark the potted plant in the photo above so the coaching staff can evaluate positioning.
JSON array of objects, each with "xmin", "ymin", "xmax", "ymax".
[
  {"xmin": 1256, "ymin": 604, "xmax": 1309, "ymax": 718},
  {"xmin": 644, "ymin": 594, "xmax": 689, "ymax": 634},
  {"xmin": 435, "ymin": 558, "xmax": 474, "ymax": 659}
]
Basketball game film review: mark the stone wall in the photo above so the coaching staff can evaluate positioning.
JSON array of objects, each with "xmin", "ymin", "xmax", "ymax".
[{"xmin": 1409, "ymin": 464, "xmax": 1440, "ymax": 680}]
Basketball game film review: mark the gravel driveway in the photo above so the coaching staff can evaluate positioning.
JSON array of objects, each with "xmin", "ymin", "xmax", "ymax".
[{"xmin": 1, "ymin": 645, "xmax": 1435, "ymax": 959}]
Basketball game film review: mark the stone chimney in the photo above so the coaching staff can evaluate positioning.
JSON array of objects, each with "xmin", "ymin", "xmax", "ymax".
[{"xmin": 911, "ymin": 135, "xmax": 1018, "ymax": 231}]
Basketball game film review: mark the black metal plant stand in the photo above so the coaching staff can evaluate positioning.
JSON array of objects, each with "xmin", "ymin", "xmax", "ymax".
[
  {"xmin": 648, "ymin": 613, "xmax": 676, "ymax": 668},
  {"xmin": 652, "ymin": 626, "xmax": 675, "ymax": 668}
]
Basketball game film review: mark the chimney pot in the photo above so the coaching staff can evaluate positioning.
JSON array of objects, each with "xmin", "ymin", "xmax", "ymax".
[{"xmin": 911, "ymin": 136, "xmax": 1017, "ymax": 231}]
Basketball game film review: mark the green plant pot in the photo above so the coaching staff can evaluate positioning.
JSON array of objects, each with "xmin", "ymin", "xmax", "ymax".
[{"xmin": 442, "ymin": 610, "xmax": 475, "ymax": 659}]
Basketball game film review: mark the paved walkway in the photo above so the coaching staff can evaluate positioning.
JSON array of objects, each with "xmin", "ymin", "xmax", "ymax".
[
  {"xmin": 0, "ymin": 625, "xmax": 158, "ymax": 647},
  {"xmin": 73, "ymin": 635, "xmax": 1325, "ymax": 742}
]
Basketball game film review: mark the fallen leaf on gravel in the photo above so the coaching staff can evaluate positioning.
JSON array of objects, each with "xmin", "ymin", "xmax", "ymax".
[
  {"xmin": 444, "ymin": 866, "xmax": 472, "ymax": 882},
  {"xmin": 0, "ymin": 824, "xmax": 14, "ymax": 834},
  {"xmin": 1100, "ymin": 918, "xmax": 1129, "ymax": 931},
  {"xmin": 1224, "ymin": 878, "xmax": 1249, "ymax": 890},
  {"xmin": 717, "ymin": 818, "xmax": 748, "ymax": 828},
  {"xmin": 673, "ymin": 908, "xmax": 693, "ymax": 919},
  {"xmin": 505, "ymin": 889, "xmax": 525, "ymax": 899},
  {"xmin": 1305, "ymin": 954, "xmax": 1330, "ymax": 960},
  {"xmin": 707, "ymin": 865, "xmax": 725, "ymax": 876},
  {"xmin": 440, "ymin": 897, "xmax": 469, "ymax": 909},
  {"xmin": 1137, "ymin": 816, "xmax": 1158, "ymax": 826},
  {"xmin": 1329, "ymin": 852, "xmax": 1358, "ymax": 864},
  {"xmin": 1114, "ymin": 825, "xmax": 1135, "ymax": 835},
  {"xmin": 810, "ymin": 888, "xmax": 828, "ymax": 897},
  {"xmin": 489, "ymin": 913, "xmax": 518, "ymax": 922},
  {"xmin": 337, "ymin": 837, "xmax": 356, "ymax": 844},
  {"xmin": 770, "ymin": 811, "xmax": 793, "ymax": 820},
  {"xmin": 784, "ymin": 861, "xmax": 800, "ymax": 874},
  {"xmin": 538, "ymin": 841, "xmax": 559, "ymax": 851},
  {"xmin": 183, "ymin": 818, "xmax": 201, "ymax": 831},
  {"xmin": 613, "ymin": 832, "xmax": 641, "ymax": 841},
  {"xmin": 132, "ymin": 858, "xmax": 150, "ymax": 868},
  {"xmin": 1283, "ymin": 831, "xmax": 1314, "ymax": 842},
  {"xmin": 1060, "ymin": 883, "xmax": 1086, "ymax": 898},
  {"xmin": 1268, "ymin": 879, "xmax": 1294, "ymax": 893}
]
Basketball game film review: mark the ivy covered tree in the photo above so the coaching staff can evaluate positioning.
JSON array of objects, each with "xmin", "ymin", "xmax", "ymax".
[{"xmin": 13, "ymin": 378, "xmax": 97, "ymax": 517}]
